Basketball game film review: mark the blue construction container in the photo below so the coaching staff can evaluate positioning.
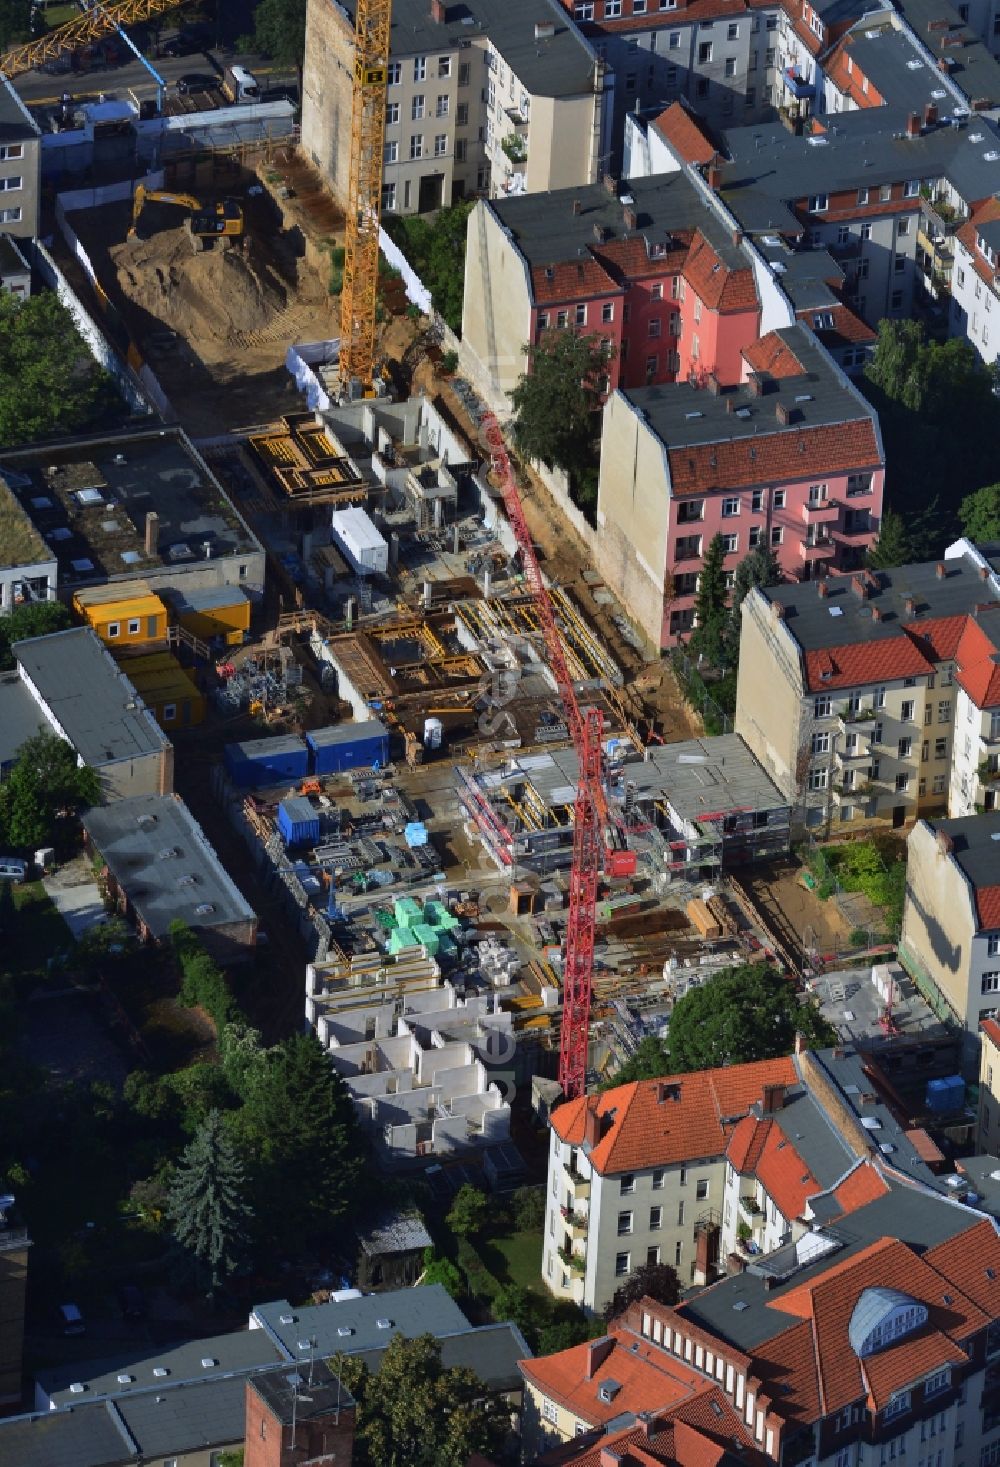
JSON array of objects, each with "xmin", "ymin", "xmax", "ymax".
[
  {"xmin": 925, "ymin": 1075, "xmax": 965, "ymax": 1114},
  {"xmin": 277, "ymin": 795, "xmax": 320, "ymax": 848},
  {"xmin": 307, "ymin": 718, "xmax": 389, "ymax": 775},
  {"xmin": 224, "ymin": 734, "xmax": 310, "ymax": 789}
]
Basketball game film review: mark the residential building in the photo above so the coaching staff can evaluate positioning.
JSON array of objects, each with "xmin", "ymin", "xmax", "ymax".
[
  {"xmin": 900, "ymin": 813, "xmax": 1000, "ymax": 1057},
  {"xmin": 11, "ymin": 627, "xmax": 173, "ymax": 800},
  {"xmin": 0, "ymin": 234, "xmax": 30, "ymax": 296},
  {"xmin": 952, "ymin": 195, "xmax": 1000, "ymax": 366},
  {"xmin": 461, "ymin": 170, "xmax": 761, "ymax": 409},
  {"xmin": 543, "ymin": 1056, "xmax": 799, "ymax": 1312},
  {"xmin": 979, "ymin": 1016, "xmax": 1000, "ymax": 1150},
  {"xmin": 244, "ymin": 1360, "xmax": 355, "ymax": 1467},
  {"xmin": 0, "ymin": 475, "xmax": 57, "ymax": 614},
  {"xmin": 595, "ymin": 323, "xmax": 884, "ymax": 647},
  {"xmin": 82, "ymin": 794, "xmax": 257, "ymax": 963},
  {"xmin": 734, "ymin": 542, "xmax": 1000, "ymax": 833},
  {"xmin": 0, "ymin": 77, "xmax": 41, "ymax": 241},
  {"xmin": 301, "ymin": 0, "xmax": 609, "ymax": 216},
  {"xmin": 533, "ymin": 1404, "xmax": 768, "ymax": 1467},
  {"xmin": 524, "ymin": 1177, "xmax": 1000, "ymax": 1467}
]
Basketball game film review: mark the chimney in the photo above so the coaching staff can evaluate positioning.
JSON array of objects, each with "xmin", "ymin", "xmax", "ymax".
[
  {"xmin": 817, "ymin": 579, "xmax": 828, "ymax": 598},
  {"xmin": 586, "ymin": 1336, "xmax": 616, "ymax": 1380},
  {"xmin": 603, "ymin": 172, "xmax": 618, "ymax": 195},
  {"xmin": 623, "ymin": 204, "xmax": 637, "ymax": 231},
  {"xmin": 726, "ymin": 396, "xmax": 735, "ymax": 413},
  {"xmin": 706, "ymin": 373, "xmax": 721, "ymax": 396},
  {"xmin": 936, "ymin": 561, "xmax": 946, "ymax": 579},
  {"xmin": 871, "ymin": 604, "xmax": 882, "ymax": 622},
  {"xmin": 904, "ymin": 595, "xmax": 916, "ymax": 614},
  {"xmin": 762, "ymin": 1082, "xmax": 786, "ymax": 1114},
  {"xmin": 707, "ymin": 161, "xmax": 722, "ymax": 191},
  {"xmin": 906, "ymin": 110, "xmax": 922, "ymax": 136},
  {"xmin": 593, "ymin": 222, "xmax": 608, "ymax": 242},
  {"xmin": 430, "ymin": 0, "xmax": 445, "ymax": 20},
  {"xmin": 794, "ymin": 1030, "xmax": 807, "ymax": 1055},
  {"xmin": 746, "ymin": 372, "xmax": 763, "ymax": 397},
  {"xmin": 534, "ymin": 19, "xmax": 555, "ymax": 38},
  {"xmin": 937, "ymin": 830, "xmax": 954, "ymax": 856},
  {"xmin": 771, "ymin": 601, "xmax": 786, "ymax": 621},
  {"xmin": 924, "ymin": 100, "xmax": 939, "ymax": 127},
  {"xmin": 144, "ymin": 511, "xmax": 159, "ymax": 556},
  {"xmin": 572, "ymin": 198, "xmax": 581, "ymax": 216},
  {"xmin": 582, "ymin": 1101, "xmax": 600, "ymax": 1149},
  {"xmin": 927, "ymin": 16, "xmax": 950, "ymax": 30},
  {"xmin": 851, "ymin": 573, "xmax": 870, "ymax": 600},
  {"xmin": 981, "ymin": 565, "xmax": 990, "ymax": 580},
  {"xmin": 732, "ymin": 227, "xmax": 743, "ymax": 248},
  {"xmin": 775, "ymin": 401, "xmax": 791, "ymax": 424},
  {"xmin": 600, "ymin": 1450, "xmax": 626, "ymax": 1467}
]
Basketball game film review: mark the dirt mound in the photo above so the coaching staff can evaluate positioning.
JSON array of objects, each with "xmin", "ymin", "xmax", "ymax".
[{"xmin": 110, "ymin": 227, "xmax": 298, "ymax": 344}]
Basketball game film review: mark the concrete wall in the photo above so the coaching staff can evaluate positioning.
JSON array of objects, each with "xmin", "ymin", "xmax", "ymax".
[
  {"xmin": 301, "ymin": 0, "xmax": 355, "ymax": 199},
  {"xmin": 734, "ymin": 591, "xmax": 808, "ymax": 805},
  {"xmin": 101, "ymin": 744, "xmax": 174, "ymax": 801},
  {"xmin": 522, "ymin": 91, "xmax": 601, "ymax": 195},
  {"xmin": 460, "ymin": 201, "xmax": 533, "ymax": 409},
  {"xmin": 900, "ymin": 819, "xmax": 984, "ymax": 1051}
]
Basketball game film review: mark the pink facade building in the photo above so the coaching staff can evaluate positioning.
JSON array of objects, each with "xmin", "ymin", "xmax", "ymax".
[{"xmin": 595, "ymin": 324, "xmax": 885, "ymax": 647}]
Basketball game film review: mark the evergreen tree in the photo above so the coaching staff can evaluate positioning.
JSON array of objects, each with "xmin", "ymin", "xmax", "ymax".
[
  {"xmin": 959, "ymin": 482, "xmax": 1000, "ymax": 543},
  {"xmin": 167, "ymin": 1109, "xmax": 251, "ymax": 1293},
  {"xmin": 866, "ymin": 509, "xmax": 911, "ymax": 570},
  {"xmin": 725, "ymin": 541, "xmax": 781, "ymax": 661},
  {"xmin": 509, "ymin": 331, "xmax": 614, "ymax": 496},
  {"xmin": 690, "ymin": 532, "xmax": 728, "ymax": 668}
]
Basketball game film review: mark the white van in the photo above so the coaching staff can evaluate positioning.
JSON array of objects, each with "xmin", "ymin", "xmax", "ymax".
[
  {"xmin": 223, "ymin": 65, "xmax": 260, "ymax": 103},
  {"xmin": 0, "ymin": 857, "xmax": 26, "ymax": 884}
]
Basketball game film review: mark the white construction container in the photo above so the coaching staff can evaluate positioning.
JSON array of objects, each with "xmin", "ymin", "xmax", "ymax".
[{"xmin": 330, "ymin": 507, "xmax": 389, "ymax": 577}]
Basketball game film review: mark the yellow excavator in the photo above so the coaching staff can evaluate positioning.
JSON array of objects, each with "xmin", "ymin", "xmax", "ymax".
[{"xmin": 129, "ymin": 185, "xmax": 244, "ymax": 251}]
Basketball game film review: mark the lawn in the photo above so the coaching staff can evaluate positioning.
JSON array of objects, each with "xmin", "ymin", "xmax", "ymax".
[
  {"xmin": 41, "ymin": 3, "xmax": 81, "ymax": 27},
  {"xmin": 480, "ymin": 1225, "xmax": 546, "ymax": 1296},
  {"xmin": 7, "ymin": 881, "xmax": 73, "ymax": 984}
]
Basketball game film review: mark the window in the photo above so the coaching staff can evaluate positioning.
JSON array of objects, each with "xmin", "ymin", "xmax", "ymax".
[
  {"xmin": 725, "ymin": 56, "xmax": 737, "ymax": 76},
  {"xmin": 808, "ymin": 194, "xmax": 829, "ymax": 212},
  {"xmin": 384, "ymin": 140, "xmax": 398, "ymax": 163},
  {"xmin": 861, "ymin": 222, "xmax": 872, "ymax": 241},
  {"xmin": 857, "ymin": 186, "xmax": 869, "ymax": 205},
  {"xmin": 620, "ymin": 1174, "xmax": 635, "ymax": 1195},
  {"xmin": 807, "ymin": 483, "xmax": 828, "ymax": 507},
  {"xmin": 413, "ymin": 56, "xmax": 427, "ymax": 80},
  {"xmin": 602, "ymin": 302, "xmax": 614, "ymax": 323},
  {"xmin": 897, "ymin": 217, "xmax": 910, "ymax": 238},
  {"xmin": 677, "ymin": 1199, "xmax": 686, "ymax": 1224},
  {"xmin": 808, "ymin": 768, "xmax": 829, "ymax": 791},
  {"xmin": 455, "ymin": 139, "xmax": 466, "ymax": 162},
  {"xmin": 722, "ymin": 534, "xmax": 738, "ymax": 554},
  {"xmin": 728, "ymin": 20, "xmax": 739, "ymax": 36},
  {"xmin": 933, "ymin": 774, "xmax": 946, "ymax": 795},
  {"xmin": 989, "ymin": 934, "xmax": 1000, "ymax": 957},
  {"xmin": 575, "ymin": 0, "xmax": 594, "ymax": 14},
  {"xmin": 894, "ymin": 255, "xmax": 906, "ymax": 275},
  {"xmin": 542, "ymin": 1396, "xmax": 559, "ymax": 1424},
  {"xmin": 648, "ymin": 318, "xmax": 661, "ymax": 337},
  {"xmin": 381, "ymin": 182, "xmax": 396, "ymax": 211},
  {"xmin": 752, "ymin": 488, "xmax": 765, "ymax": 512},
  {"xmin": 127, "ymin": 619, "xmax": 140, "ymax": 635},
  {"xmin": 436, "ymin": 94, "xmax": 450, "ymax": 116},
  {"xmin": 459, "ymin": 62, "xmax": 470, "ymax": 86},
  {"xmin": 557, "ymin": 311, "xmax": 568, "ymax": 328},
  {"xmin": 884, "ymin": 1392, "xmax": 910, "ymax": 1422},
  {"xmin": 651, "ymin": 282, "xmax": 663, "ymax": 300},
  {"xmin": 898, "ymin": 737, "xmax": 912, "ymax": 758},
  {"xmin": 698, "ymin": 41, "xmax": 713, "ymax": 62},
  {"xmin": 696, "ymin": 1179, "xmax": 709, "ymax": 1200},
  {"xmin": 409, "ymin": 135, "xmax": 424, "ymax": 159},
  {"xmin": 813, "ymin": 731, "xmax": 831, "ymax": 754},
  {"xmin": 0, "ymin": 176, "xmax": 22, "ymax": 193},
  {"xmin": 924, "ymin": 1368, "xmax": 950, "ymax": 1396},
  {"xmin": 773, "ymin": 490, "xmax": 786, "ymax": 509},
  {"xmin": 938, "ymin": 700, "xmax": 952, "ymax": 724},
  {"xmin": 652, "ymin": 1169, "xmax": 665, "ymax": 1189},
  {"xmin": 615, "ymin": 1251, "xmax": 630, "ymax": 1277},
  {"xmin": 412, "ymin": 94, "xmax": 425, "ymax": 119},
  {"xmin": 618, "ymin": 1210, "xmax": 634, "ymax": 1235},
  {"xmin": 438, "ymin": 54, "xmax": 452, "ymax": 76},
  {"xmin": 669, "ymin": 29, "xmax": 681, "ymax": 47},
  {"xmin": 647, "ymin": 1245, "xmax": 660, "ymax": 1266},
  {"xmin": 879, "ymin": 183, "xmax": 892, "ymax": 202},
  {"xmin": 386, "ymin": 101, "xmax": 400, "ymax": 124},
  {"xmin": 891, "ymin": 290, "xmax": 903, "ymax": 310},
  {"xmin": 107, "ymin": 621, "xmax": 120, "ymax": 638},
  {"xmin": 902, "ymin": 700, "xmax": 915, "ymax": 722},
  {"xmin": 771, "ymin": 526, "xmax": 783, "ymax": 547},
  {"xmin": 722, "ymin": 496, "xmax": 740, "ymax": 517},
  {"xmin": 895, "ymin": 773, "xmax": 909, "ymax": 793},
  {"xmin": 537, "ymin": 312, "xmax": 549, "ymax": 330},
  {"xmin": 434, "ymin": 133, "xmax": 448, "ymax": 156},
  {"xmin": 983, "ymin": 973, "xmax": 1000, "ymax": 994},
  {"xmin": 0, "ymin": 206, "xmax": 21, "ymax": 223},
  {"xmin": 934, "ymin": 738, "xmax": 948, "ymax": 760},
  {"xmin": 387, "ymin": 61, "xmax": 401, "ymax": 84},
  {"xmin": 749, "ymin": 526, "xmax": 762, "ymax": 547},
  {"xmin": 163, "ymin": 703, "xmax": 177, "ymax": 722},
  {"xmin": 650, "ymin": 1206, "xmax": 663, "ymax": 1230}
]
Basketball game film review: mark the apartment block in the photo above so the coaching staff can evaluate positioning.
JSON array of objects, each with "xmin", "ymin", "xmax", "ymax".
[
  {"xmin": 900, "ymin": 814, "xmax": 1000, "ymax": 1054},
  {"xmin": 302, "ymin": 0, "xmax": 609, "ymax": 215},
  {"xmin": 461, "ymin": 169, "xmax": 760, "ymax": 408},
  {"xmin": 979, "ymin": 1016, "xmax": 1000, "ymax": 1150},
  {"xmin": 525, "ymin": 1179, "xmax": 1000, "ymax": 1467},
  {"xmin": 0, "ymin": 77, "xmax": 41, "ymax": 242},
  {"xmin": 734, "ymin": 542, "xmax": 1000, "ymax": 833},
  {"xmin": 595, "ymin": 323, "xmax": 884, "ymax": 647}
]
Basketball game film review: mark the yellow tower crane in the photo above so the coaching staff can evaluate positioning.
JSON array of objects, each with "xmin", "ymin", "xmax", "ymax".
[
  {"xmin": 338, "ymin": 0, "xmax": 392, "ymax": 397},
  {"xmin": 0, "ymin": 0, "xmax": 181, "ymax": 79}
]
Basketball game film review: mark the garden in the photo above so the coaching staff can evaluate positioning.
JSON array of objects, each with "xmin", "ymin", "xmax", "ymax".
[{"xmin": 801, "ymin": 833, "xmax": 907, "ymax": 945}]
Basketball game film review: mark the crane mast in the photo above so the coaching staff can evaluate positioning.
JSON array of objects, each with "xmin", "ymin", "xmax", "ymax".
[
  {"xmin": 339, "ymin": 0, "xmax": 391, "ymax": 394},
  {"xmin": 482, "ymin": 414, "xmax": 632, "ymax": 1099},
  {"xmin": 0, "ymin": 0, "xmax": 181, "ymax": 79}
]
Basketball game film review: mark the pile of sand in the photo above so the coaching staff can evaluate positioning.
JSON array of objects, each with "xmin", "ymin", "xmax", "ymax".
[{"xmin": 109, "ymin": 227, "xmax": 309, "ymax": 345}]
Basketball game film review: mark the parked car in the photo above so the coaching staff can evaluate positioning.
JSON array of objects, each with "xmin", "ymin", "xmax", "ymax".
[
  {"xmin": 118, "ymin": 1284, "xmax": 147, "ymax": 1321},
  {"xmin": 0, "ymin": 857, "xmax": 26, "ymax": 884},
  {"xmin": 162, "ymin": 24, "xmax": 212, "ymax": 56},
  {"xmin": 58, "ymin": 1303, "xmax": 85, "ymax": 1336},
  {"xmin": 176, "ymin": 72, "xmax": 221, "ymax": 94}
]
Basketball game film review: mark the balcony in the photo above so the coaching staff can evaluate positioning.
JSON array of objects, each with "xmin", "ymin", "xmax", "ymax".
[
  {"xmin": 563, "ymin": 1164, "xmax": 590, "ymax": 1196},
  {"xmin": 831, "ymin": 521, "xmax": 874, "ymax": 546},
  {"xmin": 835, "ymin": 739, "xmax": 873, "ymax": 767},
  {"xmin": 560, "ymin": 1204, "xmax": 588, "ymax": 1236},
  {"xmin": 799, "ymin": 535, "xmax": 836, "ymax": 563},
  {"xmin": 829, "ymin": 239, "xmax": 862, "ymax": 260},
  {"xmin": 920, "ymin": 196, "xmax": 965, "ymax": 240},
  {"xmin": 738, "ymin": 1194, "xmax": 764, "ymax": 1225},
  {"xmin": 977, "ymin": 759, "xmax": 1000, "ymax": 786},
  {"xmin": 557, "ymin": 1245, "xmax": 586, "ymax": 1273},
  {"xmin": 837, "ymin": 705, "xmax": 876, "ymax": 732},
  {"xmin": 800, "ymin": 497, "xmax": 840, "ymax": 524}
]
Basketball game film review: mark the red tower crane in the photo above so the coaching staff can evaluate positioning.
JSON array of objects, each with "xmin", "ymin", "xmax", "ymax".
[{"xmin": 481, "ymin": 414, "xmax": 635, "ymax": 1099}]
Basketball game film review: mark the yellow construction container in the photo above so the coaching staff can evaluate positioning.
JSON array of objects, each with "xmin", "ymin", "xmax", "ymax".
[
  {"xmin": 73, "ymin": 580, "xmax": 169, "ymax": 647},
  {"xmin": 171, "ymin": 585, "xmax": 251, "ymax": 647},
  {"xmin": 125, "ymin": 651, "xmax": 205, "ymax": 730}
]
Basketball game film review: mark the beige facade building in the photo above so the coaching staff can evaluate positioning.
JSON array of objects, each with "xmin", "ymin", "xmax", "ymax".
[
  {"xmin": 0, "ymin": 77, "xmax": 41, "ymax": 242},
  {"xmin": 302, "ymin": 0, "xmax": 608, "ymax": 216},
  {"xmin": 979, "ymin": 1017, "xmax": 1000, "ymax": 1151}
]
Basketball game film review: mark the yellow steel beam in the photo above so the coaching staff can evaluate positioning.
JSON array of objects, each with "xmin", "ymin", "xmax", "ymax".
[
  {"xmin": 1, "ymin": 0, "xmax": 180, "ymax": 79},
  {"xmin": 339, "ymin": 0, "xmax": 390, "ymax": 392}
]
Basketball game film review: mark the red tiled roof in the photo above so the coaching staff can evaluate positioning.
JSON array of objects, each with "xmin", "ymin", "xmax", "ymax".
[
  {"xmin": 954, "ymin": 613, "xmax": 1000, "ymax": 709},
  {"xmin": 904, "ymin": 1128, "xmax": 945, "ymax": 1166},
  {"xmin": 520, "ymin": 1324, "xmax": 706, "ymax": 1427},
  {"xmin": 798, "ymin": 303, "xmax": 877, "ymax": 350},
  {"xmin": 904, "ymin": 614, "xmax": 969, "ymax": 664},
  {"xmin": 827, "ymin": 1162, "xmax": 890, "ymax": 1216},
  {"xmin": 536, "ymin": 1410, "xmax": 759, "ymax": 1467},
  {"xmin": 863, "ymin": 1329, "xmax": 967, "ymax": 1409},
  {"xmin": 744, "ymin": 1318, "xmax": 821, "ymax": 1425},
  {"xmin": 976, "ymin": 886, "xmax": 1000, "ymax": 929},
  {"xmin": 669, "ymin": 421, "xmax": 880, "ymax": 501},
  {"xmin": 683, "ymin": 231, "xmax": 758, "ymax": 312},
  {"xmin": 596, "ymin": 236, "xmax": 691, "ymax": 281},
  {"xmin": 753, "ymin": 1125, "xmax": 820, "ymax": 1221},
  {"xmin": 981, "ymin": 1015, "xmax": 1000, "ymax": 1049},
  {"xmin": 743, "ymin": 333, "xmax": 806, "ymax": 378},
  {"xmin": 957, "ymin": 197, "xmax": 1000, "ymax": 293},
  {"xmin": 802, "ymin": 635, "xmax": 934, "ymax": 694},
  {"xmin": 532, "ymin": 257, "xmax": 620, "ymax": 307},
  {"xmin": 924, "ymin": 1217, "xmax": 1000, "ymax": 1313},
  {"xmin": 551, "ymin": 1057, "xmax": 797, "ymax": 1174},
  {"xmin": 653, "ymin": 102, "xmax": 718, "ymax": 166},
  {"xmin": 726, "ymin": 1115, "xmax": 772, "ymax": 1172}
]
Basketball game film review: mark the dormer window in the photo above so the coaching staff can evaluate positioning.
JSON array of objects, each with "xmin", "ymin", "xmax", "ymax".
[
  {"xmin": 979, "ymin": 235, "xmax": 997, "ymax": 268},
  {"xmin": 884, "ymin": 1390, "xmax": 911, "ymax": 1421},
  {"xmin": 849, "ymin": 1289, "xmax": 929, "ymax": 1358}
]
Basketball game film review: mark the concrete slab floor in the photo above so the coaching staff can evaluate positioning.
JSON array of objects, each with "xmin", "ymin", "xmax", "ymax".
[{"xmin": 43, "ymin": 855, "xmax": 109, "ymax": 942}]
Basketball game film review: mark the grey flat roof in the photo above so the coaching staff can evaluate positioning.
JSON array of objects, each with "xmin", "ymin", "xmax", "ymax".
[
  {"xmin": 802, "ymin": 1047, "xmax": 940, "ymax": 1189},
  {"xmin": 491, "ymin": 169, "xmax": 746, "ymax": 274},
  {"xmin": 353, "ymin": 1321, "xmax": 530, "ymax": 1392},
  {"xmin": 0, "ymin": 75, "xmax": 41, "ymax": 141},
  {"xmin": 250, "ymin": 1359, "xmax": 354, "ymax": 1426},
  {"xmin": 895, "ymin": 0, "xmax": 1000, "ymax": 103},
  {"xmin": 307, "ymin": 718, "xmax": 388, "ymax": 747},
  {"xmin": 809, "ymin": 963, "xmax": 949, "ymax": 1045},
  {"xmin": 169, "ymin": 584, "xmax": 250, "ymax": 613},
  {"xmin": 117, "ymin": 1374, "xmax": 247, "ymax": 1458},
  {"xmin": 252, "ymin": 1283, "xmax": 471, "ymax": 1359},
  {"xmin": 358, "ymin": 1209, "xmax": 434, "ymax": 1256},
  {"xmin": 757, "ymin": 544, "xmax": 996, "ymax": 654},
  {"xmin": 228, "ymin": 733, "xmax": 308, "ymax": 760},
  {"xmin": 0, "ymin": 671, "xmax": 46, "ymax": 768},
  {"xmin": 13, "ymin": 628, "xmax": 170, "ymax": 768},
  {"xmin": 623, "ymin": 324, "xmax": 875, "ymax": 452},
  {"xmin": 333, "ymin": 0, "xmax": 598, "ymax": 97},
  {"xmin": 922, "ymin": 811, "xmax": 1000, "ymax": 899},
  {"xmin": 36, "ymin": 1324, "xmax": 281, "ymax": 1408},
  {"xmin": 0, "ymin": 1402, "xmax": 129, "ymax": 1467},
  {"xmin": 81, "ymin": 794, "xmax": 255, "ymax": 940}
]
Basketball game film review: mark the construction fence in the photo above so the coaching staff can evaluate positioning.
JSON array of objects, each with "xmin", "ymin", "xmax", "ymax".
[{"xmin": 669, "ymin": 648, "xmax": 733, "ymax": 737}]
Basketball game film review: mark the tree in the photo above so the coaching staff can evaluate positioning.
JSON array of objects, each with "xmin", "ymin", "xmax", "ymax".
[
  {"xmin": 510, "ymin": 1184, "xmax": 546, "ymax": 1231},
  {"xmin": 446, "ymin": 1182, "xmax": 489, "ymax": 1239},
  {"xmin": 233, "ymin": 1032, "xmax": 363, "ymax": 1253},
  {"xmin": 604, "ymin": 1260, "xmax": 681, "ymax": 1323},
  {"xmin": 0, "ymin": 729, "xmax": 101, "ymax": 850},
  {"xmin": 600, "ymin": 1033, "xmax": 671, "ymax": 1089},
  {"xmin": 0, "ymin": 601, "xmax": 71, "ymax": 672},
  {"xmin": 490, "ymin": 1282, "xmax": 536, "ymax": 1341},
  {"xmin": 959, "ymin": 482, "xmax": 1000, "ymax": 542},
  {"xmin": 689, "ymin": 532, "xmax": 728, "ymax": 669},
  {"xmin": 0, "ymin": 292, "xmax": 119, "ymax": 448},
  {"xmin": 245, "ymin": 0, "xmax": 306, "ymax": 75},
  {"xmin": 664, "ymin": 962, "xmax": 836, "ymax": 1074},
  {"xmin": 336, "ymin": 1333, "xmax": 509, "ymax": 1467},
  {"xmin": 167, "ymin": 1109, "xmax": 251, "ymax": 1293},
  {"xmin": 509, "ymin": 331, "xmax": 614, "ymax": 495},
  {"xmin": 726, "ymin": 541, "xmax": 781, "ymax": 661},
  {"xmin": 421, "ymin": 1251, "xmax": 463, "ymax": 1296},
  {"xmin": 866, "ymin": 509, "xmax": 911, "ymax": 571},
  {"xmin": 0, "ymin": 0, "xmax": 31, "ymax": 50}
]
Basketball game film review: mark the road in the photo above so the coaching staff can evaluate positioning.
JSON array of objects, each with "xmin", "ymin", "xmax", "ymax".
[{"xmin": 12, "ymin": 48, "xmax": 293, "ymax": 107}]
